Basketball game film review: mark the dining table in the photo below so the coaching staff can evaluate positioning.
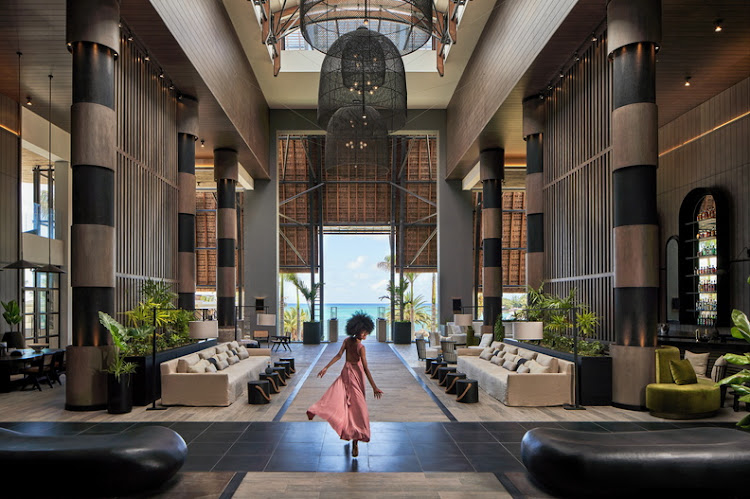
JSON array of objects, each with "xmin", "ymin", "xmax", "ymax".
[{"xmin": 0, "ymin": 348, "xmax": 62, "ymax": 392}]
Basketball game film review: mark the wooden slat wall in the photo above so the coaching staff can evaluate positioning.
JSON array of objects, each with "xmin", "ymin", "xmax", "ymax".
[
  {"xmin": 543, "ymin": 33, "xmax": 614, "ymax": 342},
  {"xmin": 0, "ymin": 93, "xmax": 19, "ymax": 303},
  {"xmin": 658, "ymin": 76, "xmax": 750, "ymax": 322},
  {"xmin": 114, "ymin": 32, "xmax": 179, "ymax": 314}
]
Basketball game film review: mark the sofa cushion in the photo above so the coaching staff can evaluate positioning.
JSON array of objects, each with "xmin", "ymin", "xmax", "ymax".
[
  {"xmin": 503, "ymin": 360, "xmax": 519, "ymax": 371},
  {"xmin": 205, "ymin": 363, "xmax": 218, "ymax": 373},
  {"xmin": 504, "ymin": 353, "xmax": 521, "ymax": 364},
  {"xmin": 216, "ymin": 358, "xmax": 230, "ymax": 371},
  {"xmin": 228, "ymin": 341, "xmax": 239, "ymax": 349},
  {"xmin": 517, "ymin": 348, "xmax": 537, "ymax": 361},
  {"xmin": 198, "ymin": 348, "xmax": 216, "ymax": 360},
  {"xmin": 535, "ymin": 354, "xmax": 559, "ymax": 373},
  {"xmin": 517, "ymin": 364, "xmax": 531, "ymax": 374},
  {"xmin": 237, "ymin": 348, "xmax": 250, "ymax": 360},
  {"xmin": 504, "ymin": 346, "xmax": 519, "ymax": 355},
  {"xmin": 479, "ymin": 348, "xmax": 494, "ymax": 361},
  {"xmin": 217, "ymin": 352, "xmax": 229, "ymax": 362},
  {"xmin": 187, "ymin": 359, "xmax": 210, "ymax": 373},
  {"xmin": 684, "ymin": 350, "xmax": 709, "ymax": 377},
  {"xmin": 670, "ymin": 359, "xmax": 698, "ymax": 385},
  {"xmin": 227, "ymin": 355, "xmax": 240, "ymax": 366},
  {"xmin": 490, "ymin": 356, "xmax": 504, "ymax": 366},
  {"xmin": 478, "ymin": 334, "xmax": 493, "ymax": 348},
  {"xmin": 528, "ymin": 359, "xmax": 552, "ymax": 374},
  {"xmin": 215, "ymin": 344, "xmax": 229, "ymax": 354},
  {"xmin": 490, "ymin": 341, "xmax": 503, "ymax": 350},
  {"xmin": 177, "ymin": 359, "xmax": 193, "ymax": 373}
]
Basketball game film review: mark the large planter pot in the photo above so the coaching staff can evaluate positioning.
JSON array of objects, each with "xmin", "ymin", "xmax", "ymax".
[
  {"xmin": 328, "ymin": 319, "xmax": 339, "ymax": 342},
  {"xmin": 303, "ymin": 322, "xmax": 321, "ymax": 345},
  {"xmin": 504, "ymin": 339, "xmax": 613, "ymax": 405},
  {"xmin": 393, "ymin": 322, "xmax": 412, "ymax": 344},
  {"xmin": 107, "ymin": 373, "xmax": 133, "ymax": 414},
  {"xmin": 125, "ymin": 339, "xmax": 217, "ymax": 406}
]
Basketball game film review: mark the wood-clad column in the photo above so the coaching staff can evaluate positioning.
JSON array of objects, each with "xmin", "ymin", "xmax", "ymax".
[
  {"xmin": 523, "ymin": 97, "xmax": 545, "ymax": 291},
  {"xmin": 481, "ymin": 148, "xmax": 504, "ymax": 335},
  {"xmin": 177, "ymin": 96, "xmax": 198, "ymax": 311},
  {"xmin": 215, "ymin": 148, "xmax": 237, "ymax": 339},
  {"xmin": 65, "ymin": 0, "xmax": 119, "ymax": 411},
  {"xmin": 608, "ymin": 0, "xmax": 661, "ymax": 410}
]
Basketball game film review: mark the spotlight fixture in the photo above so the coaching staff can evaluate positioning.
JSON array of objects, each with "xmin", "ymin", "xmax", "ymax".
[
  {"xmin": 200, "ymin": 139, "xmax": 205, "ymax": 148},
  {"xmin": 144, "ymin": 53, "xmax": 150, "ymax": 61},
  {"xmin": 574, "ymin": 52, "xmax": 580, "ymax": 62},
  {"xmin": 547, "ymin": 85, "xmax": 552, "ymax": 91},
  {"xmin": 591, "ymin": 33, "xmax": 597, "ymax": 42},
  {"xmin": 169, "ymin": 83, "xmax": 175, "ymax": 90},
  {"xmin": 158, "ymin": 70, "xmax": 164, "ymax": 79},
  {"xmin": 684, "ymin": 76, "xmax": 691, "ymax": 87},
  {"xmin": 538, "ymin": 93, "xmax": 544, "ymax": 100},
  {"xmin": 714, "ymin": 19, "xmax": 723, "ymax": 32},
  {"xmin": 559, "ymin": 71, "xmax": 564, "ymax": 78},
  {"xmin": 25, "ymin": 96, "xmax": 32, "ymax": 106},
  {"xmin": 127, "ymin": 33, "xmax": 134, "ymax": 42}
]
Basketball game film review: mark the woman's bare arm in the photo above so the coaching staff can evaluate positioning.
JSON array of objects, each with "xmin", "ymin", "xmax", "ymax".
[
  {"xmin": 317, "ymin": 338, "xmax": 347, "ymax": 377},
  {"xmin": 359, "ymin": 346, "xmax": 383, "ymax": 399}
]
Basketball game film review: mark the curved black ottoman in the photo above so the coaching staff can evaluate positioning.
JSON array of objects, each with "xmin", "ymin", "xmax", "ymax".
[
  {"xmin": 280, "ymin": 357, "xmax": 296, "ymax": 373},
  {"xmin": 437, "ymin": 366, "xmax": 457, "ymax": 386},
  {"xmin": 445, "ymin": 372, "xmax": 466, "ymax": 394},
  {"xmin": 260, "ymin": 372, "xmax": 281, "ymax": 393},
  {"xmin": 275, "ymin": 361, "xmax": 292, "ymax": 377},
  {"xmin": 521, "ymin": 427, "xmax": 750, "ymax": 496},
  {"xmin": 455, "ymin": 379, "xmax": 479, "ymax": 403},
  {"xmin": 430, "ymin": 361, "xmax": 447, "ymax": 379},
  {"xmin": 271, "ymin": 366, "xmax": 288, "ymax": 384},
  {"xmin": 248, "ymin": 380, "xmax": 271, "ymax": 404},
  {"xmin": 0, "ymin": 425, "xmax": 186, "ymax": 496},
  {"xmin": 425, "ymin": 357, "xmax": 439, "ymax": 374}
]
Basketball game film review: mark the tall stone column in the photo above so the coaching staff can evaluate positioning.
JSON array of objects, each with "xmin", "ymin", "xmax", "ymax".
[
  {"xmin": 523, "ymin": 97, "xmax": 545, "ymax": 291},
  {"xmin": 214, "ymin": 148, "xmax": 237, "ymax": 340},
  {"xmin": 177, "ymin": 96, "xmax": 198, "ymax": 311},
  {"xmin": 481, "ymin": 148, "xmax": 504, "ymax": 335},
  {"xmin": 65, "ymin": 0, "xmax": 119, "ymax": 411},
  {"xmin": 608, "ymin": 0, "xmax": 661, "ymax": 409}
]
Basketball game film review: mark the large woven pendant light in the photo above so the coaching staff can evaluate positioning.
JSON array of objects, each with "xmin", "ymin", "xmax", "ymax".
[
  {"xmin": 301, "ymin": 0, "xmax": 432, "ymax": 55},
  {"xmin": 318, "ymin": 27, "xmax": 406, "ymax": 131},
  {"xmin": 325, "ymin": 105, "xmax": 389, "ymax": 173}
]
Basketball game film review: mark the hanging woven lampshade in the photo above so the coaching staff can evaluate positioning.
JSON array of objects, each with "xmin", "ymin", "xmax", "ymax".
[
  {"xmin": 318, "ymin": 28, "xmax": 406, "ymax": 131},
  {"xmin": 301, "ymin": 0, "xmax": 432, "ymax": 55},
  {"xmin": 325, "ymin": 105, "xmax": 389, "ymax": 172}
]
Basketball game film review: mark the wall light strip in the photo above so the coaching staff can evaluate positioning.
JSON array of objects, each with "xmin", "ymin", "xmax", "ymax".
[
  {"xmin": 659, "ymin": 109, "xmax": 750, "ymax": 157},
  {"xmin": 0, "ymin": 123, "xmax": 20, "ymax": 136}
]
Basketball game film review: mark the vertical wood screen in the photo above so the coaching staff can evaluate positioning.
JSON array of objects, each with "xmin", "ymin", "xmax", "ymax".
[
  {"xmin": 543, "ymin": 33, "xmax": 614, "ymax": 342},
  {"xmin": 114, "ymin": 32, "xmax": 179, "ymax": 314}
]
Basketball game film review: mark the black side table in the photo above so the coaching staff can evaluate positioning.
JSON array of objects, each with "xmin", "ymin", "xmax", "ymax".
[
  {"xmin": 279, "ymin": 357, "xmax": 296, "ymax": 373},
  {"xmin": 260, "ymin": 372, "xmax": 281, "ymax": 393},
  {"xmin": 424, "ymin": 357, "xmax": 439, "ymax": 374},
  {"xmin": 445, "ymin": 372, "xmax": 467, "ymax": 394},
  {"xmin": 271, "ymin": 367, "xmax": 288, "ymax": 384},
  {"xmin": 248, "ymin": 380, "xmax": 271, "ymax": 404},
  {"xmin": 437, "ymin": 366, "xmax": 457, "ymax": 386},
  {"xmin": 430, "ymin": 361, "xmax": 448, "ymax": 379},
  {"xmin": 456, "ymin": 379, "xmax": 479, "ymax": 403},
  {"xmin": 274, "ymin": 361, "xmax": 292, "ymax": 377}
]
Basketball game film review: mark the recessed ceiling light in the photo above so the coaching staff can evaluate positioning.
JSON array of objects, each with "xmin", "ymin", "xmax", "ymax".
[{"xmin": 714, "ymin": 19, "xmax": 723, "ymax": 32}]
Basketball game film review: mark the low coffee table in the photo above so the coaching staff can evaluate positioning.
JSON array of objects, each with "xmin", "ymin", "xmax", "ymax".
[{"xmin": 271, "ymin": 335, "xmax": 291, "ymax": 352}]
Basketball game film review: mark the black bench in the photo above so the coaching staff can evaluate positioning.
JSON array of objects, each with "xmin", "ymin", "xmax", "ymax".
[
  {"xmin": 521, "ymin": 427, "xmax": 750, "ymax": 496},
  {"xmin": 0, "ymin": 425, "xmax": 187, "ymax": 496}
]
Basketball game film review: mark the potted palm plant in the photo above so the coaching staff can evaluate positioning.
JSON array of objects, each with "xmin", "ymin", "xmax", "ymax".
[
  {"xmin": 98, "ymin": 312, "xmax": 137, "ymax": 414},
  {"xmin": 288, "ymin": 275, "xmax": 323, "ymax": 345},
  {"xmin": 1, "ymin": 299, "xmax": 24, "ymax": 353},
  {"xmin": 379, "ymin": 278, "xmax": 412, "ymax": 344}
]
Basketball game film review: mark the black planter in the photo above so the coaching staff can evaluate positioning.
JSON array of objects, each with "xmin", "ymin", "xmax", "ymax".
[
  {"xmin": 303, "ymin": 322, "xmax": 321, "ymax": 345},
  {"xmin": 504, "ymin": 339, "xmax": 613, "ymax": 405},
  {"xmin": 107, "ymin": 373, "xmax": 133, "ymax": 414},
  {"xmin": 393, "ymin": 322, "xmax": 412, "ymax": 344},
  {"xmin": 125, "ymin": 339, "xmax": 217, "ymax": 406}
]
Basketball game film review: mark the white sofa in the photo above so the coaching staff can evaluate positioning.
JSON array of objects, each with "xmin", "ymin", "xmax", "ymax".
[
  {"xmin": 160, "ymin": 341, "xmax": 271, "ymax": 406},
  {"xmin": 457, "ymin": 342, "xmax": 573, "ymax": 407}
]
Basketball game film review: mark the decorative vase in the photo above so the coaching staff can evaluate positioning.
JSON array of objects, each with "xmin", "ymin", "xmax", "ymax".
[{"xmin": 265, "ymin": 363, "xmax": 274, "ymax": 375}]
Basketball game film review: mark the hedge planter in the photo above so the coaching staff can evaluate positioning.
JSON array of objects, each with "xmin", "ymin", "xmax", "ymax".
[
  {"xmin": 504, "ymin": 339, "xmax": 612, "ymax": 405},
  {"xmin": 303, "ymin": 322, "xmax": 321, "ymax": 345},
  {"xmin": 393, "ymin": 322, "xmax": 412, "ymax": 344},
  {"xmin": 125, "ymin": 339, "xmax": 217, "ymax": 406}
]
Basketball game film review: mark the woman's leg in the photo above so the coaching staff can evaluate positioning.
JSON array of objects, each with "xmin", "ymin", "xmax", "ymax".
[{"xmin": 352, "ymin": 440, "xmax": 359, "ymax": 457}]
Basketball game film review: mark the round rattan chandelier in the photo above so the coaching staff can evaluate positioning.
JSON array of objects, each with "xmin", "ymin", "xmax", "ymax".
[
  {"xmin": 300, "ymin": 0, "xmax": 432, "ymax": 55},
  {"xmin": 318, "ymin": 28, "xmax": 406, "ymax": 131},
  {"xmin": 325, "ymin": 105, "xmax": 389, "ymax": 172}
]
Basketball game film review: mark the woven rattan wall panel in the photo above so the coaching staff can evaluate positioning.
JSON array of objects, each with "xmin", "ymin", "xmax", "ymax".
[{"xmin": 114, "ymin": 32, "xmax": 178, "ymax": 314}]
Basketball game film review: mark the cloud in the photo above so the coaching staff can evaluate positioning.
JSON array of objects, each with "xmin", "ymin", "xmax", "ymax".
[
  {"xmin": 346, "ymin": 256, "xmax": 367, "ymax": 270},
  {"xmin": 353, "ymin": 272, "xmax": 369, "ymax": 280},
  {"xmin": 370, "ymin": 279, "xmax": 389, "ymax": 292}
]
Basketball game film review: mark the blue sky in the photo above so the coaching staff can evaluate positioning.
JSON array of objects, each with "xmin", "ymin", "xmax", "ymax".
[{"xmin": 281, "ymin": 234, "xmax": 434, "ymax": 304}]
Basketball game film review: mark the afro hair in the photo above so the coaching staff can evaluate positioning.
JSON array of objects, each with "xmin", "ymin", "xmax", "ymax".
[{"xmin": 346, "ymin": 310, "xmax": 375, "ymax": 337}]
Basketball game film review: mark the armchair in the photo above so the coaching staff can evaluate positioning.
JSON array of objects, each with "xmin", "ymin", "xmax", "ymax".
[{"xmin": 415, "ymin": 338, "xmax": 439, "ymax": 360}]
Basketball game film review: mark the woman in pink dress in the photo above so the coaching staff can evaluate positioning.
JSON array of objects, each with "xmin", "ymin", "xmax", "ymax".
[{"xmin": 307, "ymin": 311, "xmax": 383, "ymax": 457}]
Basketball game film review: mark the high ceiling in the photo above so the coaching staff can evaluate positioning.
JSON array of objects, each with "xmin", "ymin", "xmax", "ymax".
[{"xmin": 0, "ymin": 0, "xmax": 748, "ymax": 180}]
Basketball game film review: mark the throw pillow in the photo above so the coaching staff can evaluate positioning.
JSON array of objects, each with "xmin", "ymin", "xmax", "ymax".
[
  {"xmin": 534, "ymin": 354, "xmax": 559, "ymax": 373},
  {"xmin": 205, "ymin": 363, "xmax": 218, "ymax": 373},
  {"xmin": 670, "ymin": 359, "xmax": 698, "ymax": 385},
  {"xmin": 490, "ymin": 355, "xmax": 504, "ymax": 366},
  {"xmin": 227, "ymin": 355, "xmax": 240, "ymax": 366},
  {"xmin": 237, "ymin": 348, "xmax": 250, "ymax": 360},
  {"xmin": 490, "ymin": 341, "xmax": 503, "ymax": 350},
  {"xmin": 502, "ymin": 360, "xmax": 519, "ymax": 371},
  {"xmin": 229, "ymin": 341, "xmax": 239, "ymax": 349},
  {"xmin": 685, "ymin": 350, "xmax": 710, "ymax": 377},
  {"xmin": 479, "ymin": 348, "xmax": 494, "ymax": 361},
  {"xmin": 177, "ymin": 359, "xmax": 193, "ymax": 373},
  {"xmin": 198, "ymin": 350, "xmax": 215, "ymax": 360},
  {"xmin": 492, "ymin": 348, "xmax": 502, "ymax": 356},
  {"xmin": 187, "ymin": 359, "xmax": 210, "ymax": 373},
  {"xmin": 517, "ymin": 364, "xmax": 531, "ymax": 374},
  {"xmin": 478, "ymin": 334, "xmax": 493, "ymax": 348},
  {"xmin": 504, "ymin": 345, "xmax": 519, "ymax": 355},
  {"xmin": 504, "ymin": 353, "xmax": 520, "ymax": 364},
  {"xmin": 517, "ymin": 358, "xmax": 528, "ymax": 367},
  {"xmin": 215, "ymin": 344, "xmax": 229, "ymax": 354},
  {"xmin": 217, "ymin": 352, "xmax": 229, "ymax": 362},
  {"xmin": 527, "ymin": 359, "xmax": 551, "ymax": 374},
  {"xmin": 216, "ymin": 359, "xmax": 230, "ymax": 370}
]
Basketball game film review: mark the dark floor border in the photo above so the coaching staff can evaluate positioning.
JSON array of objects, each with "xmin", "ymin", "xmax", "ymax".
[
  {"xmin": 495, "ymin": 471, "xmax": 525, "ymax": 499},
  {"xmin": 272, "ymin": 344, "xmax": 328, "ymax": 422},
  {"xmin": 219, "ymin": 472, "xmax": 246, "ymax": 499},
  {"xmin": 388, "ymin": 343, "xmax": 457, "ymax": 422}
]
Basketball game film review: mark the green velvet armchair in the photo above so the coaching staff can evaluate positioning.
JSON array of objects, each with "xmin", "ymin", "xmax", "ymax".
[{"xmin": 645, "ymin": 346, "xmax": 721, "ymax": 419}]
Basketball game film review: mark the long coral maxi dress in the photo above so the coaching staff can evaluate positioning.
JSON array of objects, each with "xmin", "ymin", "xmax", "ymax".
[{"xmin": 306, "ymin": 338, "xmax": 371, "ymax": 442}]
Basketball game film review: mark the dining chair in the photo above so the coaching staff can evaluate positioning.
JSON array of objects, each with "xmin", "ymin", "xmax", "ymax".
[
  {"xmin": 20, "ymin": 353, "xmax": 54, "ymax": 391},
  {"xmin": 51, "ymin": 350, "xmax": 66, "ymax": 385},
  {"xmin": 253, "ymin": 330, "xmax": 270, "ymax": 347}
]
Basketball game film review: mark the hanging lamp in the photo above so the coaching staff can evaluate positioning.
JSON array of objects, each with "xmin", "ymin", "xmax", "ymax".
[{"xmin": 325, "ymin": 105, "xmax": 389, "ymax": 173}]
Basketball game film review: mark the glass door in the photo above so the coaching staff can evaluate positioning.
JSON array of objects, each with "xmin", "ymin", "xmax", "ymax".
[{"xmin": 22, "ymin": 270, "xmax": 60, "ymax": 348}]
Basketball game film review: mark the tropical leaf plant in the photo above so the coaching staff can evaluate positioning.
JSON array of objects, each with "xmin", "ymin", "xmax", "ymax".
[
  {"xmin": 1, "ymin": 300, "xmax": 22, "ymax": 331},
  {"xmin": 98, "ymin": 312, "xmax": 137, "ymax": 380},
  {"xmin": 716, "ymin": 276, "xmax": 750, "ymax": 429},
  {"xmin": 287, "ymin": 274, "xmax": 322, "ymax": 321}
]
